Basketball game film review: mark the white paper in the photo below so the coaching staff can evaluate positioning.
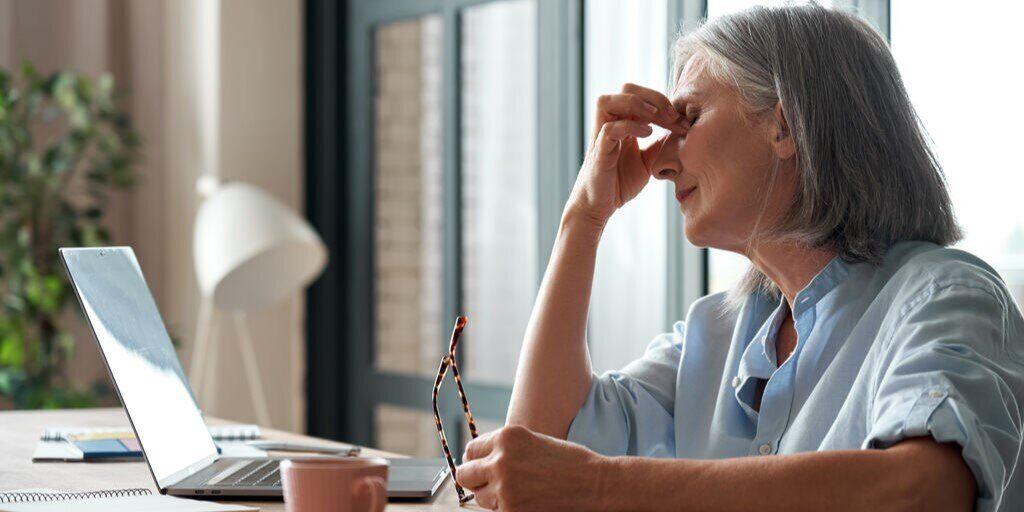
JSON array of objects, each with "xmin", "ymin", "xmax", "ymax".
[{"xmin": 0, "ymin": 495, "xmax": 256, "ymax": 512}]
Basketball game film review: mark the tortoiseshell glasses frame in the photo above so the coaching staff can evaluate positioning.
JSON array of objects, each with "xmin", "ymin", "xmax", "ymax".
[{"xmin": 432, "ymin": 316, "xmax": 479, "ymax": 505}]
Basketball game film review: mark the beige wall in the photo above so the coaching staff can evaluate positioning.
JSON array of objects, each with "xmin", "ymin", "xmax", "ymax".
[{"xmin": 0, "ymin": 0, "xmax": 307, "ymax": 432}]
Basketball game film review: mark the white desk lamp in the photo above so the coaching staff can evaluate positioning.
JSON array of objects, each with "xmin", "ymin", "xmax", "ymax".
[{"xmin": 189, "ymin": 179, "xmax": 327, "ymax": 427}]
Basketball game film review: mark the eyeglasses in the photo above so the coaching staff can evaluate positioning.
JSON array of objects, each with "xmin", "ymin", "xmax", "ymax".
[{"xmin": 432, "ymin": 315, "xmax": 479, "ymax": 505}]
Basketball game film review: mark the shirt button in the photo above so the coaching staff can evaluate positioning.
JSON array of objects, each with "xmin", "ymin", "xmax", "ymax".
[
  {"xmin": 758, "ymin": 443, "xmax": 773, "ymax": 455},
  {"xmin": 731, "ymin": 376, "xmax": 741, "ymax": 389}
]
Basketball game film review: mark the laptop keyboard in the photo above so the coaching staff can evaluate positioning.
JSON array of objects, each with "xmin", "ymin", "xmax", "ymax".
[{"xmin": 217, "ymin": 460, "xmax": 281, "ymax": 487}]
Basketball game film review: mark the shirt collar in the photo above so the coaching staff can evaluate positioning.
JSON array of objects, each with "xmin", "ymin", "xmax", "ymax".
[
  {"xmin": 741, "ymin": 254, "xmax": 849, "ymax": 364},
  {"xmin": 791, "ymin": 256, "xmax": 850, "ymax": 317},
  {"xmin": 732, "ymin": 256, "xmax": 850, "ymax": 419}
]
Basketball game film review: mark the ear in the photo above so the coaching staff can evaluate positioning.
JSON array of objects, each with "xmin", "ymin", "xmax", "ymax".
[{"xmin": 769, "ymin": 101, "xmax": 796, "ymax": 160}]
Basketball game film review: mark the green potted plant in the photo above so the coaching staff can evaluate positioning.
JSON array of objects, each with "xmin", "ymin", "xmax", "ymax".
[{"xmin": 0, "ymin": 63, "xmax": 138, "ymax": 409}]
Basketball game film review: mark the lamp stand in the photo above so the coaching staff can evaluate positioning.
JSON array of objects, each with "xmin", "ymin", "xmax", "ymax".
[
  {"xmin": 188, "ymin": 295, "xmax": 273, "ymax": 427},
  {"xmin": 189, "ymin": 295, "xmax": 215, "ymax": 406},
  {"xmin": 204, "ymin": 316, "xmax": 221, "ymax": 413},
  {"xmin": 233, "ymin": 311, "xmax": 272, "ymax": 427}
]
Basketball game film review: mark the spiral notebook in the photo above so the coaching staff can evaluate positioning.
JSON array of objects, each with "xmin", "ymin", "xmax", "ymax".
[
  {"xmin": 39, "ymin": 424, "xmax": 262, "ymax": 442},
  {"xmin": 33, "ymin": 425, "xmax": 263, "ymax": 462},
  {"xmin": 0, "ymin": 488, "xmax": 256, "ymax": 511}
]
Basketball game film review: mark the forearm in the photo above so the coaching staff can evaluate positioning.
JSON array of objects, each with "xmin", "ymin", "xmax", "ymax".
[
  {"xmin": 596, "ymin": 440, "xmax": 974, "ymax": 512},
  {"xmin": 505, "ymin": 211, "xmax": 603, "ymax": 437}
]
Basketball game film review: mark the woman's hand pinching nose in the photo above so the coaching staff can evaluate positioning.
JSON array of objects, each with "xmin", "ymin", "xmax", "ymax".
[{"xmin": 566, "ymin": 82, "xmax": 686, "ymax": 226}]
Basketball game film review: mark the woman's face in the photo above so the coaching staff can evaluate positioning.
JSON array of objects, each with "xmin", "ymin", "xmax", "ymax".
[{"xmin": 649, "ymin": 55, "xmax": 797, "ymax": 254}]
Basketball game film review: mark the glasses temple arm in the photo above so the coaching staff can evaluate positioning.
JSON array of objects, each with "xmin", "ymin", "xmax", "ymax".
[
  {"xmin": 433, "ymin": 357, "xmax": 474, "ymax": 504},
  {"xmin": 446, "ymin": 359, "xmax": 479, "ymax": 439}
]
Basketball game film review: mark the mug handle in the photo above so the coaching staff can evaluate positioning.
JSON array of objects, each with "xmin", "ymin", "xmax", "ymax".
[{"xmin": 353, "ymin": 476, "xmax": 387, "ymax": 512}]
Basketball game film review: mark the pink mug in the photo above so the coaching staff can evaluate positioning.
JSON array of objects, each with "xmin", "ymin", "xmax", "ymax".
[{"xmin": 280, "ymin": 457, "xmax": 389, "ymax": 512}]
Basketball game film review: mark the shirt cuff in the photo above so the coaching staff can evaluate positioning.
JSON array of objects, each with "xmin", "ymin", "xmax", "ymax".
[
  {"xmin": 863, "ymin": 387, "xmax": 1004, "ymax": 508},
  {"xmin": 565, "ymin": 373, "xmax": 675, "ymax": 458}
]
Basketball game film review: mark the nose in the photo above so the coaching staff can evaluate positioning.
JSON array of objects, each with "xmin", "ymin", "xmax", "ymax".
[{"xmin": 648, "ymin": 133, "xmax": 683, "ymax": 181}]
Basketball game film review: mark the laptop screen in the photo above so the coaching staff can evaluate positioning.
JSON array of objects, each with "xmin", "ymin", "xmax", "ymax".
[{"xmin": 61, "ymin": 248, "xmax": 218, "ymax": 487}]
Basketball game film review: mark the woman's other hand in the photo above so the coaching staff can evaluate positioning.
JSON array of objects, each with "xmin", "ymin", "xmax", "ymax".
[
  {"xmin": 566, "ymin": 83, "xmax": 688, "ymax": 227},
  {"xmin": 456, "ymin": 425, "xmax": 609, "ymax": 511}
]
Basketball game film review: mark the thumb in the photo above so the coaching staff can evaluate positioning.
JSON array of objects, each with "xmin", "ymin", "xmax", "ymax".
[
  {"xmin": 640, "ymin": 133, "xmax": 669, "ymax": 172},
  {"xmin": 643, "ymin": 129, "xmax": 691, "ymax": 176}
]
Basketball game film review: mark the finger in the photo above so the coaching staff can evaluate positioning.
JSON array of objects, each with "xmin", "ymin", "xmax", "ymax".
[
  {"xmin": 669, "ymin": 96, "xmax": 692, "ymax": 132},
  {"xmin": 455, "ymin": 459, "xmax": 490, "ymax": 490},
  {"xmin": 641, "ymin": 133, "xmax": 671, "ymax": 172},
  {"xmin": 472, "ymin": 483, "xmax": 498, "ymax": 510},
  {"xmin": 464, "ymin": 429, "xmax": 501, "ymax": 461},
  {"xmin": 621, "ymin": 82, "xmax": 675, "ymax": 114},
  {"xmin": 593, "ymin": 94, "xmax": 686, "ymax": 148},
  {"xmin": 592, "ymin": 94, "xmax": 657, "ymax": 145},
  {"xmin": 621, "ymin": 82, "xmax": 685, "ymax": 128},
  {"xmin": 597, "ymin": 93, "xmax": 661, "ymax": 124},
  {"xmin": 596, "ymin": 120, "xmax": 652, "ymax": 156}
]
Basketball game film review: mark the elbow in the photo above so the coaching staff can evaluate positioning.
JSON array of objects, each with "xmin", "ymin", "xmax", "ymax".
[
  {"xmin": 878, "ymin": 439, "xmax": 976, "ymax": 512},
  {"xmin": 506, "ymin": 374, "xmax": 593, "ymax": 439},
  {"xmin": 504, "ymin": 402, "xmax": 574, "ymax": 440}
]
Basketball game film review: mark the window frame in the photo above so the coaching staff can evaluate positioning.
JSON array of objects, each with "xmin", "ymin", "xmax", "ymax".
[{"xmin": 306, "ymin": 0, "xmax": 716, "ymax": 447}]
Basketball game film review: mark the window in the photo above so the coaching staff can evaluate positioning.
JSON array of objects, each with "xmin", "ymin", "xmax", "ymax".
[
  {"xmin": 584, "ymin": 0, "xmax": 671, "ymax": 371},
  {"xmin": 373, "ymin": 15, "xmax": 445, "ymax": 378},
  {"xmin": 891, "ymin": 0, "xmax": 1024, "ymax": 306},
  {"xmin": 319, "ymin": 0, "xmax": 1021, "ymax": 453},
  {"xmin": 316, "ymin": 0, "xmax": 704, "ymax": 448},
  {"xmin": 460, "ymin": 0, "xmax": 539, "ymax": 385},
  {"xmin": 355, "ymin": 0, "xmax": 542, "ymax": 452},
  {"xmin": 371, "ymin": 14, "xmax": 448, "ymax": 455}
]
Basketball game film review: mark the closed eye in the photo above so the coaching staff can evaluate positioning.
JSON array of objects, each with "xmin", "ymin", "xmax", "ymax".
[{"xmin": 685, "ymin": 107, "xmax": 701, "ymax": 124}]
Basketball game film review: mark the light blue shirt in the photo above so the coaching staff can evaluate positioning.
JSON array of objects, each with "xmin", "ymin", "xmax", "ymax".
[{"xmin": 567, "ymin": 241, "xmax": 1024, "ymax": 511}]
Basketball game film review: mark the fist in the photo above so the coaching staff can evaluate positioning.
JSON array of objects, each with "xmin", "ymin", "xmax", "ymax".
[{"xmin": 455, "ymin": 425, "xmax": 609, "ymax": 511}]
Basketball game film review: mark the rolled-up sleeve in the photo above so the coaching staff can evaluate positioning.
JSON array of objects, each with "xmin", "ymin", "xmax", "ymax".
[
  {"xmin": 864, "ymin": 282, "xmax": 1024, "ymax": 511},
  {"xmin": 566, "ymin": 321, "xmax": 684, "ymax": 457}
]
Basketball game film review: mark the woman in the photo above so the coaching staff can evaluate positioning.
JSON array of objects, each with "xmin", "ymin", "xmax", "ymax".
[{"xmin": 455, "ymin": 4, "xmax": 1024, "ymax": 512}]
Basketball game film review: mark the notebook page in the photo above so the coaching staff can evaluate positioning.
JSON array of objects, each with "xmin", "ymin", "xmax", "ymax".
[{"xmin": 0, "ymin": 495, "xmax": 256, "ymax": 512}]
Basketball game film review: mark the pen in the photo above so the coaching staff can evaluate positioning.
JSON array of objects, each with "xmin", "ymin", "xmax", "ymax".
[{"xmin": 245, "ymin": 440, "xmax": 362, "ymax": 456}]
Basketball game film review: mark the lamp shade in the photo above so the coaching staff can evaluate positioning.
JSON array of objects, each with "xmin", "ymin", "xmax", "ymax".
[{"xmin": 193, "ymin": 181, "xmax": 327, "ymax": 310}]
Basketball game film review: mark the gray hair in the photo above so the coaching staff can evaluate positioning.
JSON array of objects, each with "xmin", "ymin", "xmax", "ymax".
[{"xmin": 671, "ymin": 2, "xmax": 962, "ymax": 305}]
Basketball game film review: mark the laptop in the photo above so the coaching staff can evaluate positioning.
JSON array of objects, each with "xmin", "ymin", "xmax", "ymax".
[{"xmin": 59, "ymin": 247, "xmax": 448, "ymax": 499}]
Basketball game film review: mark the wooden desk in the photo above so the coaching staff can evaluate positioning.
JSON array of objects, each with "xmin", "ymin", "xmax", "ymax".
[{"xmin": 0, "ymin": 408, "xmax": 473, "ymax": 511}]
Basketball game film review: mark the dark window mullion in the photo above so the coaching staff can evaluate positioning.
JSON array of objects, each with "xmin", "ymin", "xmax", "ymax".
[
  {"xmin": 344, "ymin": 20, "xmax": 378, "ymax": 448},
  {"xmin": 305, "ymin": 0, "xmax": 345, "ymax": 442},
  {"xmin": 373, "ymin": 373, "xmax": 512, "ymax": 421},
  {"xmin": 355, "ymin": 0, "xmax": 445, "ymax": 25},
  {"xmin": 442, "ymin": 3, "xmax": 469, "ymax": 451}
]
